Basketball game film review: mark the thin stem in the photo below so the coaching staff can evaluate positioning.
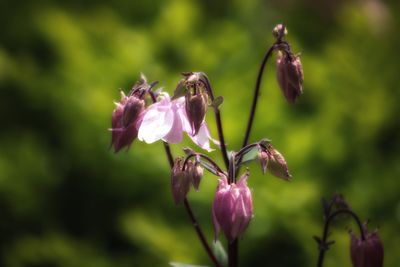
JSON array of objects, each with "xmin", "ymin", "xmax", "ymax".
[
  {"xmin": 317, "ymin": 209, "xmax": 366, "ymax": 267},
  {"xmin": 203, "ymin": 75, "xmax": 230, "ymax": 169},
  {"xmin": 163, "ymin": 142, "xmax": 174, "ymax": 167},
  {"xmin": 228, "ymin": 153, "xmax": 236, "ymax": 184},
  {"xmin": 229, "ymin": 42, "xmax": 280, "ymax": 267},
  {"xmin": 241, "ymin": 43, "xmax": 278, "ymax": 149},
  {"xmin": 227, "ymin": 153, "xmax": 238, "ymax": 267},
  {"xmin": 228, "ymin": 239, "xmax": 238, "ymax": 267},
  {"xmin": 235, "ymin": 141, "xmax": 268, "ymax": 160},
  {"xmin": 183, "ymin": 199, "xmax": 222, "ymax": 267},
  {"xmin": 150, "ymin": 90, "xmax": 222, "ymax": 267},
  {"xmin": 183, "ymin": 153, "xmax": 224, "ymax": 175}
]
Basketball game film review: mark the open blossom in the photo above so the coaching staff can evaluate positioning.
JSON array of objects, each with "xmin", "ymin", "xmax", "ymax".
[
  {"xmin": 212, "ymin": 172, "xmax": 253, "ymax": 242},
  {"xmin": 138, "ymin": 93, "xmax": 217, "ymax": 151},
  {"xmin": 110, "ymin": 91, "xmax": 145, "ymax": 152}
]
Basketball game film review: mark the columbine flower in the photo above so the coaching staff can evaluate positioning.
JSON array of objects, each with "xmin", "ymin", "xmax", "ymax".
[
  {"xmin": 350, "ymin": 224, "xmax": 384, "ymax": 267},
  {"xmin": 212, "ymin": 172, "xmax": 253, "ymax": 242},
  {"xmin": 138, "ymin": 93, "xmax": 217, "ymax": 151},
  {"xmin": 276, "ymin": 51, "xmax": 303, "ymax": 104},
  {"xmin": 110, "ymin": 91, "xmax": 145, "ymax": 152}
]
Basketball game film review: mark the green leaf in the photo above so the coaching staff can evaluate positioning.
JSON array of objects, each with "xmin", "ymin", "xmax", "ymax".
[
  {"xmin": 211, "ymin": 96, "xmax": 224, "ymax": 108},
  {"xmin": 199, "ymin": 160, "xmax": 219, "ymax": 176},
  {"xmin": 240, "ymin": 146, "xmax": 259, "ymax": 164},
  {"xmin": 169, "ymin": 262, "xmax": 209, "ymax": 267},
  {"xmin": 182, "ymin": 147, "xmax": 195, "ymax": 155},
  {"xmin": 213, "ymin": 240, "xmax": 228, "ymax": 267},
  {"xmin": 172, "ymin": 80, "xmax": 187, "ymax": 100}
]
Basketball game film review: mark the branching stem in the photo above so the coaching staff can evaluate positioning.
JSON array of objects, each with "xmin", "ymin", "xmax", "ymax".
[{"xmin": 316, "ymin": 209, "xmax": 366, "ymax": 267}]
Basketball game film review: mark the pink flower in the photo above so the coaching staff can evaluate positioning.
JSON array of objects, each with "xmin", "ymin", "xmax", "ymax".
[
  {"xmin": 138, "ymin": 93, "xmax": 217, "ymax": 151},
  {"xmin": 212, "ymin": 172, "xmax": 253, "ymax": 242}
]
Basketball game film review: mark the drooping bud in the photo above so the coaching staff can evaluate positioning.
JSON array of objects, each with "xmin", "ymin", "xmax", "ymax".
[
  {"xmin": 110, "ymin": 91, "xmax": 145, "ymax": 152},
  {"xmin": 350, "ymin": 224, "xmax": 384, "ymax": 267},
  {"xmin": 212, "ymin": 172, "xmax": 253, "ymax": 242},
  {"xmin": 276, "ymin": 51, "xmax": 303, "ymax": 104},
  {"xmin": 257, "ymin": 150, "xmax": 269, "ymax": 174},
  {"xmin": 272, "ymin": 24, "xmax": 287, "ymax": 40},
  {"xmin": 185, "ymin": 90, "xmax": 208, "ymax": 135},
  {"xmin": 189, "ymin": 162, "xmax": 204, "ymax": 190},
  {"xmin": 181, "ymin": 72, "xmax": 209, "ymax": 135},
  {"xmin": 171, "ymin": 158, "xmax": 191, "ymax": 205},
  {"xmin": 266, "ymin": 144, "xmax": 292, "ymax": 180}
]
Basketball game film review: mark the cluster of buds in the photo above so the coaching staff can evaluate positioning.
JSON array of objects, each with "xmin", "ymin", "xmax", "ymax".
[
  {"xmin": 212, "ymin": 172, "xmax": 253, "ymax": 242},
  {"xmin": 110, "ymin": 78, "xmax": 149, "ymax": 152},
  {"xmin": 273, "ymin": 24, "xmax": 304, "ymax": 104},
  {"xmin": 350, "ymin": 224, "xmax": 384, "ymax": 267},
  {"xmin": 171, "ymin": 157, "xmax": 204, "ymax": 204},
  {"xmin": 257, "ymin": 143, "xmax": 292, "ymax": 180}
]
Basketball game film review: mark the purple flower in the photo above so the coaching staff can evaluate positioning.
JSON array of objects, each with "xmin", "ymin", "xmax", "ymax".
[
  {"xmin": 350, "ymin": 224, "xmax": 384, "ymax": 267},
  {"xmin": 138, "ymin": 93, "xmax": 217, "ymax": 151},
  {"xmin": 212, "ymin": 172, "xmax": 253, "ymax": 242},
  {"xmin": 110, "ymin": 91, "xmax": 145, "ymax": 152}
]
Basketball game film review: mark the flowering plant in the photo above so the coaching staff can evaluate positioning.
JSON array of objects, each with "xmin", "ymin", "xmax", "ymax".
[{"xmin": 109, "ymin": 25, "xmax": 383, "ymax": 267}]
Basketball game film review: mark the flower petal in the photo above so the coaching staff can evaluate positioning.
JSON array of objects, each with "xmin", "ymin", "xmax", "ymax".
[
  {"xmin": 188, "ymin": 123, "xmax": 215, "ymax": 152},
  {"xmin": 163, "ymin": 105, "xmax": 184, "ymax": 144},
  {"xmin": 138, "ymin": 104, "xmax": 174, "ymax": 143}
]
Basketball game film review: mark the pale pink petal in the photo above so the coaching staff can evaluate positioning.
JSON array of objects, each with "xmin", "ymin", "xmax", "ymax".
[
  {"xmin": 138, "ymin": 104, "xmax": 174, "ymax": 143},
  {"xmin": 189, "ymin": 123, "xmax": 215, "ymax": 152},
  {"xmin": 177, "ymin": 104, "xmax": 192, "ymax": 134},
  {"xmin": 163, "ymin": 106, "xmax": 184, "ymax": 143}
]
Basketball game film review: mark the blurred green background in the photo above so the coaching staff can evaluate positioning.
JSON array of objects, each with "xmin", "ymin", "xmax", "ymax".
[{"xmin": 1, "ymin": 0, "xmax": 399, "ymax": 266}]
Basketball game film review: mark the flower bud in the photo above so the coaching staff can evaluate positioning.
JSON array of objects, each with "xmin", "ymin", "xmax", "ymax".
[
  {"xmin": 212, "ymin": 172, "xmax": 253, "ymax": 242},
  {"xmin": 257, "ymin": 150, "xmax": 269, "ymax": 174},
  {"xmin": 189, "ymin": 162, "xmax": 204, "ymax": 190},
  {"xmin": 185, "ymin": 90, "xmax": 209, "ymax": 135},
  {"xmin": 276, "ymin": 51, "xmax": 303, "ymax": 104},
  {"xmin": 350, "ymin": 224, "xmax": 384, "ymax": 267},
  {"xmin": 272, "ymin": 24, "xmax": 287, "ymax": 40},
  {"xmin": 111, "ymin": 92, "xmax": 145, "ymax": 152},
  {"xmin": 171, "ymin": 158, "xmax": 191, "ymax": 205},
  {"xmin": 266, "ymin": 145, "xmax": 292, "ymax": 180}
]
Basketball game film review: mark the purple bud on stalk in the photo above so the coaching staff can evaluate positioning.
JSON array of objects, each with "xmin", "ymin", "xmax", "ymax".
[
  {"xmin": 190, "ymin": 162, "xmax": 204, "ymax": 191},
  {"xmin": 350, "ymin": 224, "xmax": 384, "ymax": 267},
  {"xmin": 212, "ymin": 172, "xmax": 253, "ymax": 242},
  {"xmin": 183, "ymin": 72, "xmax": 209, "ymax": 135},
  {"xmin": 185, "ymin": 91, "xmax": 209, "ymax": 135},
  {"xmin": 276, "ymin": 51, "xmax": 304, "ymax": 104},
  {"xmin": 266, "ymin": 144, "xmax": 292, "ymax": 180},
  {"xmin": 258, "ymin": 150, "xmax": 269, "ymax": 174},
  {"xmin": 272, "ymin": 24, "xmax": 287, "ymax": 40},
  {"xmin": 111, "ymin": 92, "xmax": 145, "ymax": 152},
  {"xmin": 171, "ymin": 158, "xmax": 192, "ymax": 205}
]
